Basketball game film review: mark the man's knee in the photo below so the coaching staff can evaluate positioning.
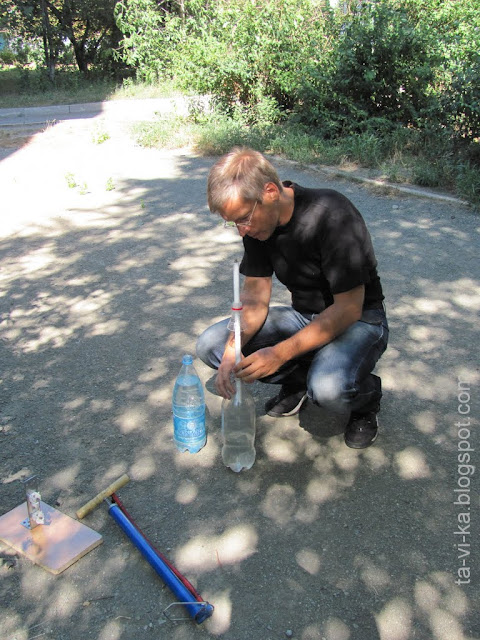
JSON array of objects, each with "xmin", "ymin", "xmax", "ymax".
[
  {"xmin": 195, "ymin": 332, "xmax": 209, "ymax": 366},
  {"xmin": 196, "ymin": 324, "xmax": 224, "ymax": 369},
  {"xmin": 307, "ymin": 371, "xmax": 353, "ymax": 413}
]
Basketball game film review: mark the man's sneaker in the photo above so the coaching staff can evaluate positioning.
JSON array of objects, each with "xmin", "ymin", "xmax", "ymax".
[
  {"xmin": 344, "ymin": 408, "xmax": 379, "ymax": 449},
  {"xmin": 265, "ymin": 385, "xmax": 307, "ymax": 418}
]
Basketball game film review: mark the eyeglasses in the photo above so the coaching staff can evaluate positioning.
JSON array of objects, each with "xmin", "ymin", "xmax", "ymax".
[{"xmin": 223, "ymin": 200, "xmax": 258, "ymax": 228}]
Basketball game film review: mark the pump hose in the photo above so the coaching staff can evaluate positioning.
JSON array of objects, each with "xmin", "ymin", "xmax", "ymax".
[{"xmin": 111, "ymin": 493, "xmax": 203, "ymax": 602}]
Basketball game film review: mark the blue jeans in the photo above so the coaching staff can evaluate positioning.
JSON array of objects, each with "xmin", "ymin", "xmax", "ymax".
[{"xmin": 196, "ymin": 305, "xmax": 389, "ymax": 415}]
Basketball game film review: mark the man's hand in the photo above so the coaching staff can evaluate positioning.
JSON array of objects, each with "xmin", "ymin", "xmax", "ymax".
[
  {"xmin": 216, "ymin": 275, "xmax": 273, "ymax": 397},
  {"xmin": 234, "ymin": 347, "xmax": 285, "ymax": 382},
  {"xmin": 215, "ymin": 350, "xmax": 237, "ymax": 399}
]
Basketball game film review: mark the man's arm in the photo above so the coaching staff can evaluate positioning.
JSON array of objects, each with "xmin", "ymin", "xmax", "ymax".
[
  {"xmin": 234, "ymin": 284, "xmax": 365, "ymax": 382},
  {"xmin": 216, "ymin": 276, "xmax": 272, "ymax": 398}
]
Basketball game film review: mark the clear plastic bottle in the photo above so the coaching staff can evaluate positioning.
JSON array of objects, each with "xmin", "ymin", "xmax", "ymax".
[
  {"xmin": 221, "ymin": 381, "xmax": 256, "ymax": 472},
  {"xmin": 172, "ymin": 354, "xmax": 206, "ymax": 453}
]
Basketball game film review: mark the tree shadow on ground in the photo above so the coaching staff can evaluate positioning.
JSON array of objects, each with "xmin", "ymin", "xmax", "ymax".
[{"xmin": 0, "ymin": 147, "xmax": 478, "ymax": 640}]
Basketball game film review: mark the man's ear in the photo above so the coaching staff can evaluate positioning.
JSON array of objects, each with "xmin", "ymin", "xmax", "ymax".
[{"xmin": 262, "ymin": 182, "xmax": 281, "ymax": 203}]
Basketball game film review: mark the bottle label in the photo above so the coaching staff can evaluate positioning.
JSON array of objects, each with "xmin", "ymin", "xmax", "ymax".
[{"xmin": 174, "ymin": 416, "xmax": 206, "ymax": 444}]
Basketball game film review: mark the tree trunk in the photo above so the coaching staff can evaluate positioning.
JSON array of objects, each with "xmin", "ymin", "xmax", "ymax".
[
  {"xmin": 178, "ymin": 0, "xmax": 185, "ymax": 23},
  {"xmin": 72, "ymin": 42, "xmax": 89, "ymax": 74},
  {"xmin": 40, "ymin": 0, "xmax": 56, "ymax": 82},
  {"xmin": 69, "ymin": 16, "xmax": 92, "ymax": 75}
]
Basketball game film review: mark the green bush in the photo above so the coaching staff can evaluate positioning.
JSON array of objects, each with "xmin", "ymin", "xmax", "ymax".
[
  {"xmin": 403, "ymin": 0, "xmax": 480, "ymax": 147},
  {"xmin": 299, "ymin": 1, "xmax": 438, "ymax": 133},
  {"xmin": 456, "ymin": 163, "xmax": 480, "ymax": 204},
  {"xmin": 0, "ymin": 49, "xmax": 17, "ymax": 66}
]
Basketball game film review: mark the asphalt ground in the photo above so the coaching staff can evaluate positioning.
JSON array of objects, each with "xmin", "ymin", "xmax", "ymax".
[{"xmin": 0, "ymin": 100, "xmax": 478, "ymax": 640}]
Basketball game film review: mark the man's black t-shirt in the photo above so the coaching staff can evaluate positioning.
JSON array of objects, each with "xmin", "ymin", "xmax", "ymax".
[{"xmin": 240, "ymin": 182, "xmax": 384, "ymax": 314}]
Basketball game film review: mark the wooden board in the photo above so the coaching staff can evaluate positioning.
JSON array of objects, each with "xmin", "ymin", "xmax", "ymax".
[{"xmin": 0, "ymin": 501, "xmax": 102, "ymax": 574}]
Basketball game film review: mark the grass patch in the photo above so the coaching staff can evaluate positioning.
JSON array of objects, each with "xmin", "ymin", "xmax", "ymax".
[
  {"xmin": 194, "ymin": 118, "xmax": 272, "ymax": 155},
  {"xmin": 131, "ymin": 115, "xmax": 198, "ymax": 150},
  {"xmin": 0, "ymin": 68, "xmax": 116, "ymax": 108},
  {"xmin": 0, "ymin": 67, "xmax": 182, "ymax": 109},
  {"xmin": 91, "ymin": 126, "xmax": 110, "ymax": 145}
]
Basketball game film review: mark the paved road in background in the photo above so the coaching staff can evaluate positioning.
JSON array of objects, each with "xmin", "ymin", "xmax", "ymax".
[{"xmin": 0, "ymin": 96, "xmax": 191, "ymax": 125}]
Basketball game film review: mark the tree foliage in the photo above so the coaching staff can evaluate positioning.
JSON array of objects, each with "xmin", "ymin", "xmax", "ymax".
[
  {"xmin": 1, "ymin": 0, "xmax": 121, "ymax": 79},
  {"xmin": 116, "ymin": 0, "xmax": 331, "ymax": 122},
  {"xmin": 115, "ymin": 0, "xmax": 180, "ymax": 82},
  {"xmin": 331, "ymin": 2, "xmax": 437, "ymax": 126},
  {"xmin": 3, "ymin": 0, "xmax": 479, "ymax": 161}
]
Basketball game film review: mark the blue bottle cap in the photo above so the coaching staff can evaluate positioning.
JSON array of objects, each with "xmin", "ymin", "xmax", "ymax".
[{"xmin": 182, "ymin": 354, "xmax": 194, "ymax": 365}]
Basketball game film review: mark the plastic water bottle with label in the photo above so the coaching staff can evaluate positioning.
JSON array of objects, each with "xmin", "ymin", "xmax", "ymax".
[{"xmin": 172, "ymin": 354, "xmax": 206, "ymax": 453}]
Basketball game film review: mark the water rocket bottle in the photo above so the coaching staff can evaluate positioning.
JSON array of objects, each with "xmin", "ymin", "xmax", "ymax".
[
  {"xmin": 172, "ymin": 354, "xmax": 206, "ymax": 453},
  {"xmin": 221, "ymin": 384, "xmax": 256, "ymax": 472},
  {"xmin": 221, "ymin": 261, "xmax": 256, "ymax": 472}
]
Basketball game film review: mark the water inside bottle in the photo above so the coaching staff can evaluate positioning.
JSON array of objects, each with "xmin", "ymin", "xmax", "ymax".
[{"xmin": 221, "ymin": 390, "xmax": 256, "ymax": 472}]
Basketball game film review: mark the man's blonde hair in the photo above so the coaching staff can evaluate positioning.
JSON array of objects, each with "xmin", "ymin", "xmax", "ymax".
[{"xmin": 207, "ymin": 147, "xmax": 283, "ymax": 213}]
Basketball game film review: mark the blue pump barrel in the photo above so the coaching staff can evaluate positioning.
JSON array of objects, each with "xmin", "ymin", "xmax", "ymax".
[{"xmin": 108, "ymin": 503, "xmax": 214, "ymax": 624}]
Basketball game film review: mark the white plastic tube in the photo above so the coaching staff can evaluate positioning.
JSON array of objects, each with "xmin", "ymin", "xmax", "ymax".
[
  {"xmin": 232, "ymin": 261, "xmax": 242, "ymax": 404},
  {"xmin": 233, "ymin": 260, "xmax": 240, "ymax": 304}
]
